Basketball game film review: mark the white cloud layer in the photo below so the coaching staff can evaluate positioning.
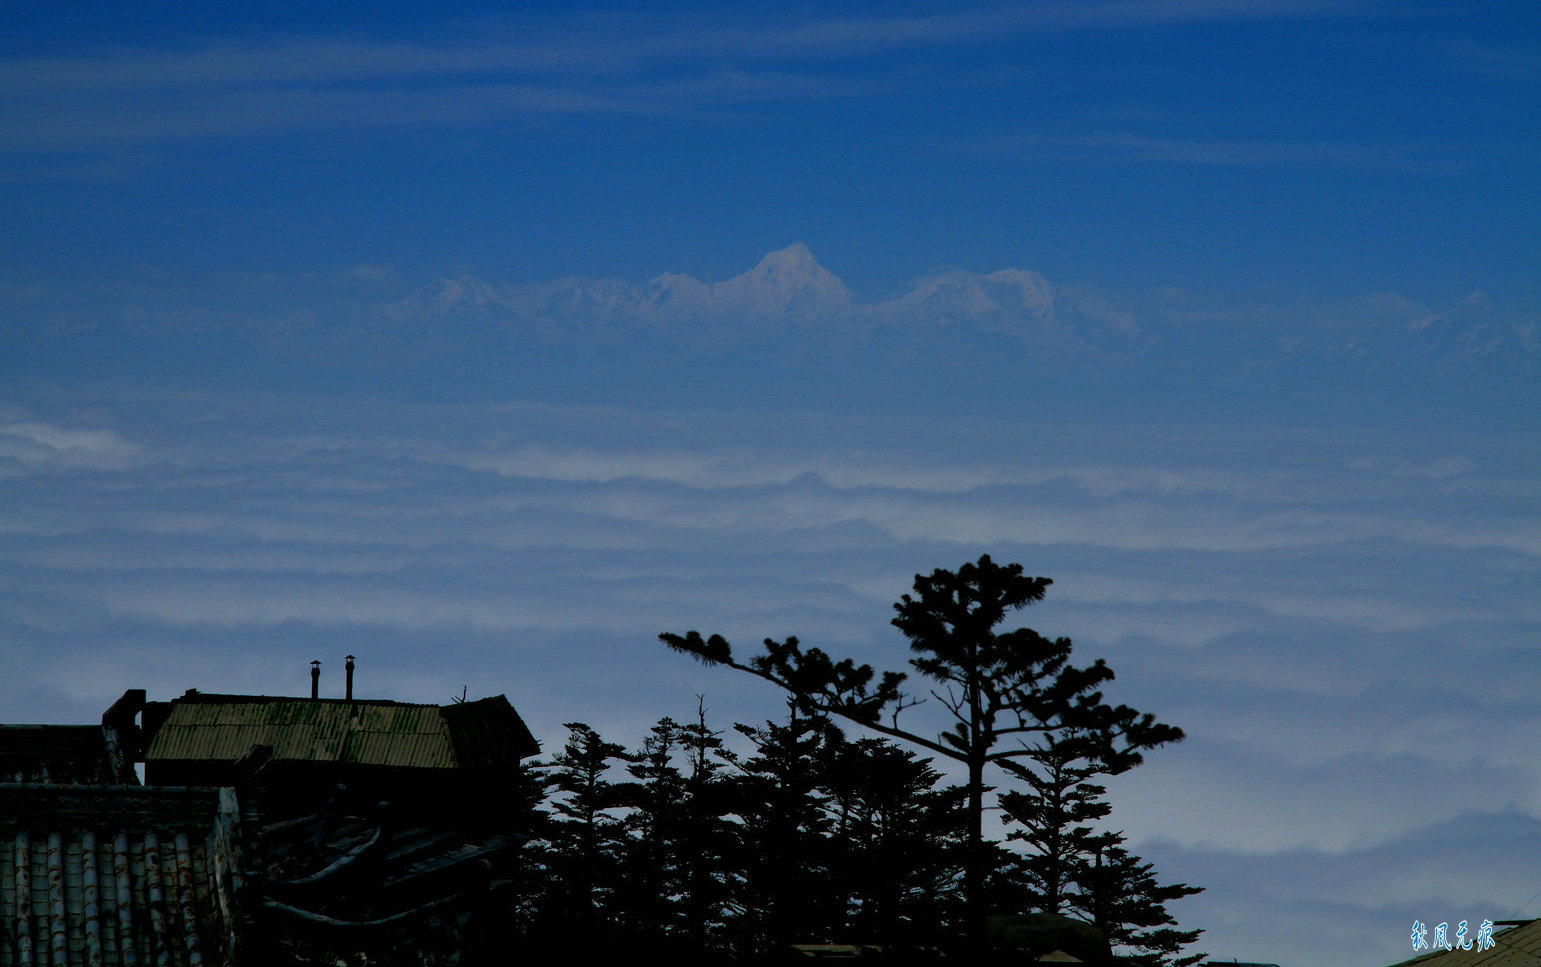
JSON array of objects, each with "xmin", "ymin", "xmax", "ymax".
[{"xmin": 0, "ymin": 384, "xmax": 1534, "ymax": 967}]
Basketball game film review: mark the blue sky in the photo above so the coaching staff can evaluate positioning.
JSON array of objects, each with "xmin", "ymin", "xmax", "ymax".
[
  {"xmin": 3, "ymin": 1, "xmax": 1537, "ymax": 303},
  {"xmin": 2, "ymin": 3, "xmax": 1539, "ymax": 966}
]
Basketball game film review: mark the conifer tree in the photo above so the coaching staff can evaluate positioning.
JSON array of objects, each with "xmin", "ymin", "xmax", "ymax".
[
  {"xmin": 718, "ymin": 704, "xmax": 843, "ymax": 954},
  {"xmin": 674, "ymin": 699, "xmax": 737, "ymax": 950},
  {"xmin": 995, "ymin": 711, "xmax": 1179, "ymax": 915},
  {"xmin": 615, "ymin": 702, "xmax": 738, "ymax": 953},
  {"xmin": 617, "ymin": 716, "xmax": 687, "ymax": 943},
  {"xmin": 815, "ymin": 736, "xmax": 969, "ymax": 946},
  {"xmin": 535, "ymin": 722, "xmax": 633, "ymax": 949},
  {"xmin": 663, "ymin": 554, "xmax": 1184, "ymax": 949},
  {"xmin": 1075, "ymin": 838, "xmax": 1205, "ymax": 967}
]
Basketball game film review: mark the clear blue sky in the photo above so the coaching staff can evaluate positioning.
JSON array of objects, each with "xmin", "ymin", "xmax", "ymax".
[{"xmin": 3, "ymin": 4, "xmax": 1539, "ymax": 966}]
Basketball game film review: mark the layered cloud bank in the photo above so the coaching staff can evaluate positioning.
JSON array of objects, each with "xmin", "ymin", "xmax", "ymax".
[{"xmin": 2, "ymin": 385, "xmax": 1536, "ymax": 966}]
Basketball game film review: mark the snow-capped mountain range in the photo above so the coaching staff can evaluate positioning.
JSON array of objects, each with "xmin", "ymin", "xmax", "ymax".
[
  {"xmin": 362, "ymin": 243, "xmax": 1535, "ymax": 372},
  {"xmin": 3, "ymin": 243, "xmax": 1534, "ymax": 426},
  {"xmin": 373, "ymin": 243, "xmax": 1130, "ymax": 352}
]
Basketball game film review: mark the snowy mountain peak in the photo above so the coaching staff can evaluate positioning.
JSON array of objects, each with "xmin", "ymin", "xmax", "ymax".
[
  {"xmin": 370, "ymin": 276, "xmax": 512, "ymax": 337},
  {"xmin": 983, "ymin": 269, "xmax": 1057, "ymax": 311},
  {"xmin": 713, "ymin": 243, "xmax": 852, "ymax": 322},
  {"xmin": 755, "ymin": 241, "xmax": 818, "ymax": 272},
  {"xmin": 386, "ymin": 276, "xmax": 500, "ymax": 317}
]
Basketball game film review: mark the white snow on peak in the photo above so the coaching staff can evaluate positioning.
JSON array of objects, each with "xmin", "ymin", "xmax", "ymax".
[
  {"xmin": 632, "ymin": 243, "xmax": 852, "ymax": 327},
  {"xmin": 885, "ymin": 266, "xmax": 1067, "ymax": 334},
  {"xmin": 378, "ymin": 276, "xmax": 504, "ymax": 327},
  {"xmin": 710, "ymin": 243, "xmax": 852, "ymax": 322}
]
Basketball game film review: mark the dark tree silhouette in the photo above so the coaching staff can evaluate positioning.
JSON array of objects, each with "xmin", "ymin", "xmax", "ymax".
[
  {"xmin": 661, "ymin": 554, "xmax": 1187, "ymax": 951},
  {"xmin": 613, "ymin": 702, "xmax": 739, "ymax": 953},
  {"xmin": 673, "ymin": 701, "xmax": 738, "ymax": 951},
  {"xmin": 1075, "ymin": 839, "xmax": 1205, "ymax": 967},
  {"xmin": 996, "ymin": 726, "xmax": 1204, "ymax": 965},
  {"xmin": 718, "ymin": 704, "xmax": 844, "ymax": 953},
  {"xmin": 815, "ymin": 736, "xmax": 969, "ymax": 946},
  {"xmin": 532, "ymin": 722, "xmax": 633, "ymax": 949},
  {"xmin": 616, "ymin": 716, "xmax": 687, "ymax": 943},
  {"xmin": 997, "ymin": 728, "xmax": 1119, "ymax": 916}
]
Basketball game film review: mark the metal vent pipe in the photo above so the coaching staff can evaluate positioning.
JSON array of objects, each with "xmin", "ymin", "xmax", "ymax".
[
  {"xmin": 345, "ymin": 655, "xmax": 356, "ymax": 700},
  {"xmin": 310, "ymin": 660, "xmax": 321, "ymax": 699}
]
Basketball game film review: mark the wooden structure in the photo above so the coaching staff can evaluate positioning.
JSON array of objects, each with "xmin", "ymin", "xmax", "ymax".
[{"xmin": 2, "ymin": 676, "xmax": 544, "ymax": 966}]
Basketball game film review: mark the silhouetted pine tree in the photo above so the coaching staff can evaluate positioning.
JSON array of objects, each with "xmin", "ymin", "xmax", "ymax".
[
  {"xmin": 719, "ymin": 704, "xmax": 842, "ymax": 955},
  {"xmin": 1075, "ymin": 839, "xmax": 1205, "ymax": 967},
  {"xmin": 613, "ymin": 702, "xmax": 739, "ymax": 955},
  {"xmin": 499, "ymin": 757, "xmax": 559, "ymax": 944},
  {"xmin": 533, "ymin": 722, "xmax": 634, "ymax": 951},
  {"xmin": 617, "ymin": 716, "xmax": 688, "ymax": 944},
  {"xmin": 663, "ymin": 554, "xmax": 1189, "ymax": 950},
  {"xmin": 996, "ymin": 727, "xmax": 1122, "ymax": 915},
  {"xmin": 674, "ymin": 700, "xmax": 738, "ymax": 951},
  {"xmin": 993, "ymin": 696, "xmax": 1199, "ymax": 964},
  {"xmin": 815, "ymin": 736, "xmax": 969, "ymax": 947}
]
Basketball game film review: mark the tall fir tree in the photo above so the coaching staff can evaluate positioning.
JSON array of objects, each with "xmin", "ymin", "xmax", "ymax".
[
  {"xmin": 612, "ymin": 701, "xmax": 739, "ymax": 954},
  {"xmin": 617, "ymin": 716, "xmax": 688, "ymax": 944},
  {"xmin": 815, "ymin": 736, "xmax": 969, "ymax": 946},
  {"xmin": 996, "ymin": 726, "xmax": 1124, "ymax": 915},
  {"xmin": 719, "ymin": 703, "xmax": 843, "ymax": 955},
  {"xmin": 994, "ymin": 723, "xmax": 1203, "ymax": 966},
  {"xmin": 533, "ymin": 722, "xmax": 634, "ymax": 951},
  {"xmin": 674, "ymin": 699, "xmax": 738, "ymax": 951},
  {"xmin": 1075, "ymin": 838, "xmax": 1205, "ymax": 967}
]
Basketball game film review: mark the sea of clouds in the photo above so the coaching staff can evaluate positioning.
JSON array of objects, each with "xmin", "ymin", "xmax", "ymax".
[{"xmin": 2, "ymin": 382, "xmax": 1536, "ymax": 965}]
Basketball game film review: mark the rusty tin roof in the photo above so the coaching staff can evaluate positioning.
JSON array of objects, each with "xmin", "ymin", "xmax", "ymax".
[{"xmin": 145, "ymin": 694, "xmax": 537, "ymax": 769}]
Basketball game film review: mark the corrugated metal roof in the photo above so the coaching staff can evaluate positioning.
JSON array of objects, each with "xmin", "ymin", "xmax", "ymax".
[
  {"xmin": 441, "ymin": 696, "xmax": 540, "ymax": 764},
  {"xmin": 1388, "ymin": 919, "xmax": 1540, "ymax": 967},
  {"xmin": 146, "ymin": 701, "xmax": 458, "ymax": 769}
]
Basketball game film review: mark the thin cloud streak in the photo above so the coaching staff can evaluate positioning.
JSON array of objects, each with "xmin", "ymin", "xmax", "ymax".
[
  {"xmin": 975, "ymin": 131, "xmax": 1469, "ymax": 171},
  {"xmin": 0, "ymin": 1, "xmax": 1398, "ymax": 152},
  {"xmin": 0, "ymin": 1, "xmax": 1381, "ymax": 93}
]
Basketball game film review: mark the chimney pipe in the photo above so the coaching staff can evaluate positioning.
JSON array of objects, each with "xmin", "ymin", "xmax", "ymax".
[
  {"xmin": 345, "ymin": 655, "xmax": 356, "ymax": 701},
  {"xmin": 310, "ymin": 660, "xmax": 321, "ymax": 700}
]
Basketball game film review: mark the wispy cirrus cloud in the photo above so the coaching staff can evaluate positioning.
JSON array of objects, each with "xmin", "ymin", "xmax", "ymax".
[
  {"xmin": 969, "ymin": 131, "xmax": 1470, "ymax": 171},
  {"xmin": 1, "ymin": 1, "xmax": 1386, "ymax": 92},
  {"xmin": 0, "ymin": 419, "xmax": 141, "ymax": 470},
  {"xmin": 0, "ymin": 1, "xmax": 1400, "ymax": 152},
  {"xmin": 1444, "ymin": 39, "xmax": 1541, "ymax": 83}
]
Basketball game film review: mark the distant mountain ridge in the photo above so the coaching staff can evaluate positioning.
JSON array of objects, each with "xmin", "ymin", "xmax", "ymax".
[
  {"xmin": 359, "ymin": 244, "xmax": 1537, "ymax": 373},
  {"xmin": 1306, "ymin": 292, "xmax": 1538, "ymax": 369},
  {"xmin": 3, "ymin": 244, "xmax": 1534, "ymax": 425},
  {"xmin": 371, "ymin": 243, "xmax": 1135, "ymax": 356}
]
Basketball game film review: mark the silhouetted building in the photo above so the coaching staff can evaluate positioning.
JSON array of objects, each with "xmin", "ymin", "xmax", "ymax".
[
  {"xmin": 2, "ymin": 671, "xmax": 544, "ymax": 966},
  {"xmin": 0, "ymin": 781, "xmax": 243, "ymax": 967},
  {"xmin": 0, "ymin": 724, "xmax": 134, "ymax": 785},
  {"xmin": 117, "ymin": 688, "xmax": 538, "ymax": 819}
]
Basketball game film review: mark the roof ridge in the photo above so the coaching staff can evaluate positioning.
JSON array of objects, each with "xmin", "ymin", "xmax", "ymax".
[{"xmin": 171, "ymin": 693, "xmax": 436, "ymax": 708}]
